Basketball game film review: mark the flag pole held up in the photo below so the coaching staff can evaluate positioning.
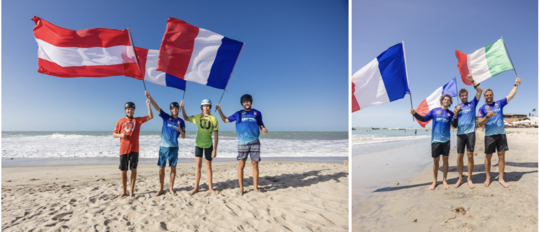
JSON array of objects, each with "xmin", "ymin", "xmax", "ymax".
[
  {"xmin": 402, "ymin": 41, "xmax": 414, "ymax": 121},
  {"xmin": 502, "ymin": 37, "xmax": 518, "ymax": 78},
  {"xmin": 215, "ymin": 43, "xmax": 245, "ymax": 112},
  {"xmin": 127, "ymin": 28, "xmax": 146, "ymax": 91}
]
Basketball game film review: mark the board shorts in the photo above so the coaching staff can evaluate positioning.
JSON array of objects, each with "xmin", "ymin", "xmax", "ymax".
[
  {"xmin": 195, "ymin": 145, "xmax": 213, "ymax": 161},
  {"xmin": 485, "ymin": 134, "xmax": 509, "ymax": 154},
  {"xmin": 158, "ymin": 147, "xmax": 179, "ymax": 167},
  {"xmin": 237, "ymin": 139, "xmax": 261, "ymax": 162},
  {"xmin": 431, "ymin": 141, "xmax": 450, "ymax": 158},
  {"xmin": 457, "ymin": 132, "xmax": 476, "ymax": 153},
  {"xmin": 119, "ymin": 152, "xmax": 139, "ymax": 171}
]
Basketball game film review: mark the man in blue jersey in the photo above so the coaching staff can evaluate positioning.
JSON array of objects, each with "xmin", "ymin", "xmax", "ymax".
[
  {"xmin": 410, "ymin": 94, "xmax": 458, "ymax": 190},
  {"xmin": 145, "ymin": 91, "xmax": 186, "ymax": 196},
  {"xmin": 216, "ymin": 94, "xmax": 267, "ymax": 196},
  {"xmin": 454, "ymin": 74, "xmax": 483, "ymax": 189},
  {"xmin": 478, "ymin": 78, "xmax": 521, "ymax": 188}
]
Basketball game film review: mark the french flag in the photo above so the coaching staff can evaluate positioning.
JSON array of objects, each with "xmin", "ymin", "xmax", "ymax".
[
  {"xmin": 132, "ymin": 47, "xmax": 185, "ymax": 90},
  {"xmin": 157, "ymin": 17, "xmax": 244, "ymax": 90},
  {"xmin": 32, "ymin": 16, "xmax": 140, "ymax": 78},
  {"xmin": 415, "ymin": 78, "xmax": 458, "ymax": 128},
  {"xmin": 352, "ymin": 42, "xmax": 410, "ymax": 112}
]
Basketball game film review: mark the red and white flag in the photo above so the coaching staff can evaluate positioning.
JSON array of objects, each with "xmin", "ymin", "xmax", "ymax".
[{"xmin": 32, "ymin": 16, "xmax": 140, "ymax": 78}]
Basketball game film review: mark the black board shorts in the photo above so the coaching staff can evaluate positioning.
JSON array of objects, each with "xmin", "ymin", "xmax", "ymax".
[
  {"xmin": 195, "ymin": 145, "xmax": 213, "ymax": 161},
  {"xmin": 431, "ymin": 141, "xmax": 450, "ymax": 158},
  {"xmin": 485, "ymin": 134, "xmax": 509, "ymax": 154},
  {"xmin": 119, "ymin": 152, "xmax": 139, "ymax": 171},
  {"xmin": 457, "ymin": 132, "xmax": 476, "ymax": 153}
]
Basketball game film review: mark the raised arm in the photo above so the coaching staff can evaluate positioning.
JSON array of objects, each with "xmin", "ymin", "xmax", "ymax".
[
  {"xmin": 215, "ymin": 103, "xmax": 230, "ymax": 123},
  {"xmin": 410, "ymin": 108, "xmax": 427, "ymax": 122},
  {"xmin": 146, "ymin": 98, "xmax": 153, "ymax": 121},
  {"xmin": 466, "ymin": 74, "xmax": 483, "ymax": 101},
  {"xmin": 180, "ymin": 100, "xmax": 189, "ymax": 121},
  {"xmin": 506, "ymin": 78, "xmax": 521, "ymax": 103},
  {"xmin": 145, "ymin": 90, "xmax": 161, "ymax": 113}
]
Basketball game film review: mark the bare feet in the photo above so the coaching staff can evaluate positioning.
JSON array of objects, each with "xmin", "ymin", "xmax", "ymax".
[
  {"xmin": 253, "ymin": 189, "xmax": 261, "ymax": 193},
  {"xmin": 119, "ymin": 193, "xmax": 127, "ymax": 197},
  {"xmin": 129, "ymin": 192, "xmax": 135, "ymax": 197},
  {"xmin": 454, "ymin": 179, "xmax": 463, "ymax": 188},
  {"xmin": 188, "ymin": 189, "xmax": 199, "ymax": 196},
  {"xmin": 429, "ymin": 182, "xmax": 437, "ymax": 190},
  {"xmin": 498, "ymin": 179, "xmax": 509, "ymax": 188},
  {"xmin": 467, "ymin": 180, "xmax": 475, "ymax": 189},
  {"xmin": 169, "ymin": 188, "xmax": 176, "ymax": 195},
  {"xmin": 209, "ymin": 189, "xmax": 219, "ymax": 196},
  {"xmin": 237, "ymin": 190, "xmax": 244, "ymax": 196},
  {"xmin": 484, "ymin": 178, "xmax": 491, "ymax": 187},
  {"xmin": 443, "ymin": 181, "xmax": 449, "ymax": 190},
  {"xmin": 156, "ymin": 189, "xmax": 163, "ymax": 196}
]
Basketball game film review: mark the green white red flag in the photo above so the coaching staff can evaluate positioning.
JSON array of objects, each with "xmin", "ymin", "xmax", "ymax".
[{"xmin": 455, "ymin": 38, "xmax": 514, "ymax": 85}]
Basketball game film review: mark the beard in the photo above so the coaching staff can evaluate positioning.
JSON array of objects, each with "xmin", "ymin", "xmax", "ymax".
[{"xmin": 126, "ymin": 114, "xmax": 134, "ymax": 119}]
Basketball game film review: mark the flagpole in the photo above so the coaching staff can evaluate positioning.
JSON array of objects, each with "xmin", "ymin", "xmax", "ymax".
[
  {"xmin": 215, "ymin": 43, "xmax": 245, "ymax": 112},
  {"xmin": 502, "ymin": 36, "xmax": 518, "ymax": 78},
  {"xmin": 402, "ymin": 41, "xmax": 414, "ymax": 121},
  {"xmin": 127, "ymin": 28, "xmax": 146, "ymax": 91}
]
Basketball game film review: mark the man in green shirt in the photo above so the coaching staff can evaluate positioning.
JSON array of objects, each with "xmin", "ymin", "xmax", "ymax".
[{"xmin": 181, "ymin": 99, "xmax": 219, "ymax": 196}]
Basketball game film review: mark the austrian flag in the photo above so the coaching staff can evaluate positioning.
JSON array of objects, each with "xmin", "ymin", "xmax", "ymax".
[{"xmin": 32, "ymin": 16, "xmax": 139, "ymax": 78}]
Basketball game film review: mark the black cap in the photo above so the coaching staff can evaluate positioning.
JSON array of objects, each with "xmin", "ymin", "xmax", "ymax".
[
  {"xmin": 240, "ymin": 94, "xmax": 253, "ymax": 105},
  {"xmin": 170, "ymin": 102, "xmax": 180, "ymax": 109},
  {"xmin": 125, "ymin": 102, "xmax": 135, "ymax": 109}
]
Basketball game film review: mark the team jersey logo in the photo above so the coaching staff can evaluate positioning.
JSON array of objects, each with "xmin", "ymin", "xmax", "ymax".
[
  {"xmin": 254, "ymin": 112, "xmax": 257, "ymax": 115},
  {"xmin": 485, "ymin": 106, "xmax": 489, "ymax": 110},
  {"xmin": 495, "ymin": 103, "xmax": 498, "ymax": 105},
  {"xmin": 124, "ymin": 121, "xmax": 136, "ymax": 132},
  {"xmin": 242, "ymin": 111, "xmax": 246, "ymax": 114},
  {"xmin": 447, "ymin": 113, "xmax": 451, "ymax": 116},
  {"xmin": 437, "ymin": 110, "xmax": 441, "ymax": 114}
]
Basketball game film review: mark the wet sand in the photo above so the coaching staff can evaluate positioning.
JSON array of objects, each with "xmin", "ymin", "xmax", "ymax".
[
  {"xmin": 2, "ymin": 161, "xmax": 348, "ymax": 231},
  {"xmin": 353, "ymin": 128, "xmax": 538, "ymax": 232}
]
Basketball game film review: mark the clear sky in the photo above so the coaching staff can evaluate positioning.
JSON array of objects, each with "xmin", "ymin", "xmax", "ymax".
[
  {"xmin": 2, "ymin": 0, "xmax": 348, "ymax": 132},
  {"xmin": 352, "ymin": 0, "xmax": 538, "ymax": 128}
]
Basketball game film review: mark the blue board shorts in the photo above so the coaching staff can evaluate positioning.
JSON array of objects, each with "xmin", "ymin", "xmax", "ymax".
[
  {"xmin": 158, "ymin": 146, "xmax": 179, "ymax": 167},
  {"xmin": 238, "ymin": 139, "xmax": 261, "ymax": 162}
]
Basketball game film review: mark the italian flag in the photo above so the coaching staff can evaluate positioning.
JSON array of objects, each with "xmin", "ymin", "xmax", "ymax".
[{"xmin": 455, "ymin": 38, "xmax": 514, "ymax": 85}]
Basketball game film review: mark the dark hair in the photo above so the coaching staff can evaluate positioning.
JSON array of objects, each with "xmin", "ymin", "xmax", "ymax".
[
  {"xmin": 459, "ymin": 88, "xmax": 468, "ymax": 96},
  {"xmin": 440, "ymin": 94, "xmax": 453, "ymax": 106}
]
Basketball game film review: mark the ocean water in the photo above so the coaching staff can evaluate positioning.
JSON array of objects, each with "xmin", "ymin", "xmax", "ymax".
[
  {"xmin": 352, "ymin": 127, "xmax": 433, "ymax": 156},
  {"xmin": 2, "ymin": 131, "xmax": 348, "ymax": 159}
]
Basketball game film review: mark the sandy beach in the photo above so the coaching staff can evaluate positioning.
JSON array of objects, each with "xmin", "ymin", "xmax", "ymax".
[
  {"xmin": 353, "ymin": 128, "xmax": 538, "ymax": 232},
  {"xmin": 2, "ymin": 161, "xmax": 348, "ymax": 231}
]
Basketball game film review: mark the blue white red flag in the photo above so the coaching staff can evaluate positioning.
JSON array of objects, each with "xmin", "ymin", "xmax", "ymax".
[
  {"xmin": 157, "ymin": 17, "xmax": 244, "ymax": 90},
  {"xmin": 351, "ymin": 42, "xmax": 410, "ymax": 112},
  {"xmin": 415, "ymin": 77, "xmax": 458, "ymax": 127},
  {"xmin": 133, "ymin": 47, "xmax": 186, "ymax": 90}
]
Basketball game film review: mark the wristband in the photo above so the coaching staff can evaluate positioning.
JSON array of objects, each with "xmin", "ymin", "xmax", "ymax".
[
  {"xmin": 514, "ymin": 83, "xmax": 519, "ymax": 86},
  {"xmin": 473, "ymin": 83, "xmax": 480, "ymax": 89}
]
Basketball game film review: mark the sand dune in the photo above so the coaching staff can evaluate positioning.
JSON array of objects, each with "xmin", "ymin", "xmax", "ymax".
[{"xmin": 2, "ymin": 161, "xmax": 348, "ymax": 231}]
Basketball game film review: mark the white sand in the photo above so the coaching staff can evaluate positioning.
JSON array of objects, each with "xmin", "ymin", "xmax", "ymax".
[
  {"xmin": 2, "ymin": 161, "xmax": 348, "ymax": 231},
  {"xmin": 353, "ymin": 128, "xmax": 538, "ymax": 232}
]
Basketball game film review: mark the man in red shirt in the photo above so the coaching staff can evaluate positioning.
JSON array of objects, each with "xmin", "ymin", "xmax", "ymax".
[{"xmin": 113, "ymin": 98, "xmax": 153, "ymax": 197}]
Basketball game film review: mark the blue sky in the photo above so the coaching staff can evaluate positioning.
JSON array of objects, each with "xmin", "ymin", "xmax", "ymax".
[
  {"xmin": 2, "ymin": 0, "xmax": 348, "ymax": 132},
  {"xmin": 352, "ymin": 0, "xmax": 538, "ymax": 128}
]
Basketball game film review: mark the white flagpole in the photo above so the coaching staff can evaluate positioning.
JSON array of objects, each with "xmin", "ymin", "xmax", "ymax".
[{"xmin": 402, "ymin": 41, "xmax": 414, "ymax": 121}]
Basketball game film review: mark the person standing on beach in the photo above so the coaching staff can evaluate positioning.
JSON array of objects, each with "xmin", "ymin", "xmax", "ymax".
[
  {"xmin": 478, "ymin": 77, "xmax": 521, "ymax": 188},
  {"xmin": 113, "ymin": 98, "xmax": 153, "ymax": 197},
  {"xmin": 181, "ymin": 99, "xmax": 219, "ymax": 195},
  {"xmin": 410, "ymin": 94, "xmax": 458, "ymax": 190},
  {"xmin": 145, "ymin": 91, "xmax": 186, "ymax": 196},
  {"xmin": 216, "ymin": 94, "xmax": 268, "ymax": 196},
  {"xmin": 454, "ymin": 74, "xmax": 483, "ymax": 189}
]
